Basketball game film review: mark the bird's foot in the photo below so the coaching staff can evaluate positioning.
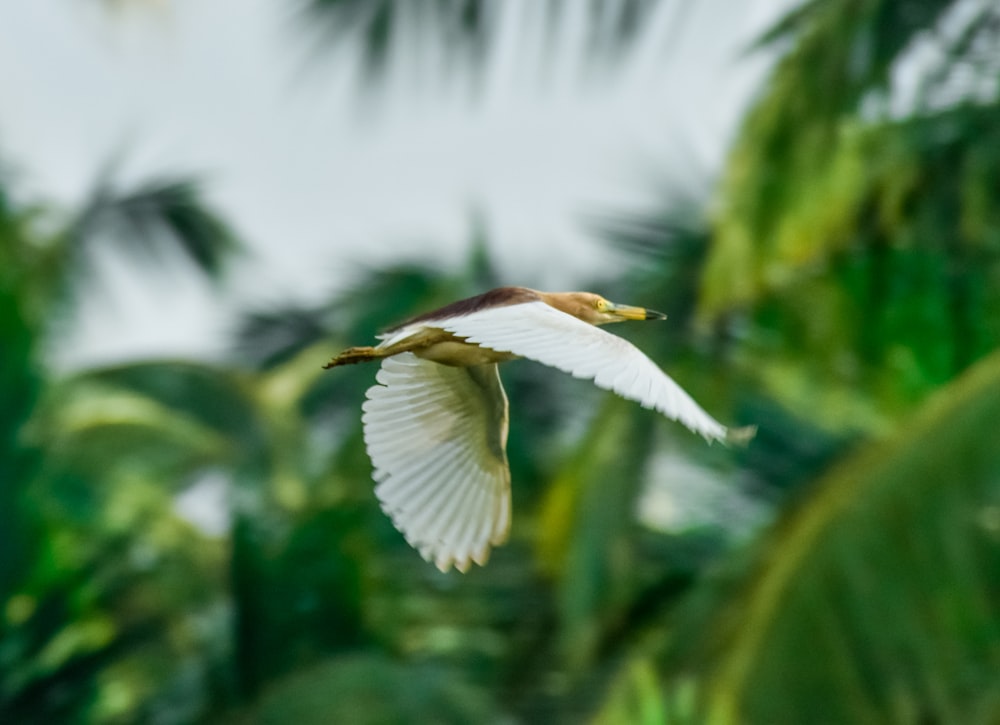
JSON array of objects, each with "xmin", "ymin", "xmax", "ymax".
[{"xmin": 323, "ymin": 346, "xmax": 381, "ymax": 369}]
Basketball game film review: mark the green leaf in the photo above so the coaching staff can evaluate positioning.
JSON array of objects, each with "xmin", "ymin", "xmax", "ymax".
[
  {"xmin": 70, "ymin": 175, "xmax": 239, "ymax": 280},
  {"xmin": 30, "ymin": 381, "xmax": 231, "ymax": 488},
  {"xmin": 242, "ymin": 653, "xmax": 494, "ymax": 724},
  {"xmin": 300, "ymin": 0, "xmax": 663, "ymax": 85},
  {"xmin": 536, "ymin": 396, "xmax": 656, "ymax": 671},
  {"xmin": 0, "ymin": 185, "xmax": 43, "ymax": 601},
  {"xmin": 593, "ymin": 657, "xmax": 669, "ymax": 725},
  {"xmin": 78, "ymin": 361, "xmax": 265, "ymax": 456},
  {"xmin": 702, "ymin": 0, "xmax": 1000, "ymax": 321},
  {"xmin": 664, "ymin": 348, "xmax": 1000, "ymax": 723},
  {"xmin": 234, "ymin": 305, "xmax": 332, "ymax": 370}
]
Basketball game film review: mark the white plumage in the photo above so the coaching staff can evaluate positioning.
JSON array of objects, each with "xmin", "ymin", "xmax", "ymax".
[
  {"xmin": 436, "ymin": 302, "xmax": 729, "ymax": 441},
  {"xmin": 363, "ymin": 353, "xmax": 510, "ymax": 572},
  {"xmin": 326, "ymin": 288, "xmax": 752, "ymax": 572}
]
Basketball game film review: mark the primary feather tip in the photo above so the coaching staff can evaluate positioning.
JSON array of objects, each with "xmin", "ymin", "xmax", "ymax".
[{"xmin": 726, "ymin": 425, "xmax": 757, "ymax": 446}]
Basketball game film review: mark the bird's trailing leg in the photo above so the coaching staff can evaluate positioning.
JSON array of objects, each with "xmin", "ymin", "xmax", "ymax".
[
  {"xmin": 323, "ymin": 334, "xmax": 434, "ymax": 369},
  {"xmin": 324, "ymin": 329, "xmax": 473, "ymax": 370},
  {"xmin": 323, "ymin": 346, "xmax": 385, "ymax": 369}
]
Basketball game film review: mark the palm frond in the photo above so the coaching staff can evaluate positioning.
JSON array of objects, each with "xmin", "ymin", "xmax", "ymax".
[
  {"xmin": 300, "ymin": 0, "xmax": 663, "ymax": 84},
  {"xmin": 704, "ymin": 0, "xmax": 1000, "ymax": 321},
  {"xmin": 70, "ymin": 175, "xmax": 239, "ymax": 280},
  {"xmin": 237, "ymin": 653, "xmax": 495, "ymax": 722},
  {"xmin": 0, "ymin": 182, "xmax": 43, "ymax": 602},
  {"xmin": 234, "ymin": 305, "xmax": 331, "ymax": 371},
  {"xmin": 662, "ymin": 348, "xmax": 1000, "ymax": 723}
]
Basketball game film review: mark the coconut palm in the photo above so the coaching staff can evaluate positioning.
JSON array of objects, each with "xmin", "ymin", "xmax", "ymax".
[
  {"xmin": 8, "ymin": 0, "xmax": 1000, "ymax": 722},
  {"xmin": 300, "ymin": 0, "xmax": 662, "ymax": 82},
  {"xmin": 0, "ymin": 164, "xmax": 239, "ymax": 721},
  {"xmin": 589, "ymin": 0, "xmax": 1000, "ymax": 720}
]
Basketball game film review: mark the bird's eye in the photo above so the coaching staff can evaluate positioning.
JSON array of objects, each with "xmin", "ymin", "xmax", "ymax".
[{"xmin": 595, "ymin": 299, "xmax": 609, "ymax": 312}]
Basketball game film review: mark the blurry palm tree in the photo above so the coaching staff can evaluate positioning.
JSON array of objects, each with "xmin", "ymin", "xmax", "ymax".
[
  {"xmin": 7, "ymin": 0, "xmax": 1000, "ymax": 722},
  {"xmin": 300, "ymin": 0, "xmax": 662, "ymax": 83},
  {"xmin": 282, "ymin": 0, "xmax": 995, "ymax": 720},
  {"xmin": 0, "ymin": 163, "xmax": 239, "ymax": 722},
  {"xmin": 657, "ymin": 348, "xmax": 1000, "ymax": 723},
  {"xmin": 703, "ymin": 0, "xmax": 1000, "ymax": 430},
  {"xmin": 595, "ymin": 0, "xmax": 1000, "ymax": 721},
  {"xmin": 0, "ymin": 168, "xmax": 42, "ymax": 614}
]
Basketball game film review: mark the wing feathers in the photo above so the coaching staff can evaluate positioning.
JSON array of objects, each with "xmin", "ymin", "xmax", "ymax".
[
  {"xmin": 359, "ymin": 297, "xmax": 748, "ymax": 574},
  {"xmin": 362, "ymin": 353, "xmax": 511, "ymax": 572},
  {"xmin": 436, "ymin": 301, "xmax": 733, "ymax": 442}
]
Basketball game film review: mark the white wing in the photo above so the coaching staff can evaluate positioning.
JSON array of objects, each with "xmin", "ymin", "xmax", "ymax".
[
  {"xmin": 435, "ymin": 301, "xmax": 733, "ymax": 442},
  {"xmin": 362, "ymin": 352, "xmax": 511, "ymax": 572}
]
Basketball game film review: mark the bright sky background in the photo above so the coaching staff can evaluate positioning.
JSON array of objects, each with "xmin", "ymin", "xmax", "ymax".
[{"xmin": 0, "ymin": 0, "xmax": 788, "ymax": 366}]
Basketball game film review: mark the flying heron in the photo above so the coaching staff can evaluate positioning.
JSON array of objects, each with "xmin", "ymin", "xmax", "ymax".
[{"xmin": 324, "ymin": 286, "xmax": 753, "ymax": 572}]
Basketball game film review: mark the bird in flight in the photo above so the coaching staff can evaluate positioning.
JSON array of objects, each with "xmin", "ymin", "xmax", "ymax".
[{"xmin": 324, "ymin": 287, "xmax": 753, "ymax": 573}]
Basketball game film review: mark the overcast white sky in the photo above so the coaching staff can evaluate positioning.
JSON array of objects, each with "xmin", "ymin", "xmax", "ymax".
[{"xmin": 0, "ymin": 0, "xmax": 787, "ymax": 366}]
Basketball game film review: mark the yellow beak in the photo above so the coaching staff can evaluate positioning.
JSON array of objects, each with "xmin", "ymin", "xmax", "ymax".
[{"xmin": 609, "ymin": 303, "xmax": 667, "ymax": 321}]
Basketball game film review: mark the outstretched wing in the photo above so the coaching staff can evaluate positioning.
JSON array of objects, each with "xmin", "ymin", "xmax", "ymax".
[
  {"xmin": 436, "ymin": 301, "xmax": 737, "ymax": 442},
  {"xmin": 362, "ymin": 352, "xmax": 511, "ymax": 572}
]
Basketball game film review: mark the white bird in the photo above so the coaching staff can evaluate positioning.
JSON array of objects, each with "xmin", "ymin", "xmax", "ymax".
[{"xmin": 324, "ymin": 287, "xmax": 753, "ymax": 573}]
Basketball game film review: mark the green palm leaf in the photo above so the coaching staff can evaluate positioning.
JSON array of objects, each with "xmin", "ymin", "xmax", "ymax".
[
  {"xmin": 662, "ymin": 348, "xmax": 1000, "ymax": 723},
  {"xmin": 301, "ymin": 0, "xmax": 662, "ymax": 83},
  {"xmin": 70, "ymin": 175, "xmax": 239, "ymax": 280},
  {"xmin": 704, "ymin": 0, "xmax": 1000, "ymax": 322},
  {"xmin": 240, "ymin": 653, "xmax": 494, "ymax": 723}
]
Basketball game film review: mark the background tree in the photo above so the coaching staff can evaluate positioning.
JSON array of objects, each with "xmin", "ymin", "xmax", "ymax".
[
  {"xmin": 0, "ymin": 168, "xmax": 238, "ymax": 721},
  {"xmin": 4, "ymin": 0, "xmax": 1000, "ymax": 722}
]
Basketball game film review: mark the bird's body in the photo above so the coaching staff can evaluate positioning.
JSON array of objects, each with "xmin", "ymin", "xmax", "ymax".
[{"xmin": 324, "ymin": 286, "xmax": 752, "ymax": 572}]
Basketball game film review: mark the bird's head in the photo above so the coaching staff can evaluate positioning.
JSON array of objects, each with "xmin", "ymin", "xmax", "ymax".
[{"xmin": 540, "ymin": 292, "xmax": 667, "ymax": 326}]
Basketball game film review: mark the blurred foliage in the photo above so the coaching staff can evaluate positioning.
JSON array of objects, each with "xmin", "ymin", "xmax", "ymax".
[
  {"xmin": 703, "ymin": 0, "xmax": 1000, "ymax": 432},
  {"xmin": 71, "ymin": 175, "xmax": 240, "ymax": 280},
  {"xmin": 4, "ymin": 0, "xmax": 1000, "ymax": 723},
  {"xmin": 0, "ymin": 166, "xmax": 241, "ymax": 723},
  {"xmin": 661, "ymin": 349, "xmax": 1000, "ymax": 723},
  {"xmin": 301, "ymin": 0, "xmax": 661, "ymax": 83},
  {"xmin": 235, "ymin": 653, "xmax": 493, "ymax": 724},
  {"xmin": 0, "ymin": 163, "xmax": 43, "ymax": 610}
]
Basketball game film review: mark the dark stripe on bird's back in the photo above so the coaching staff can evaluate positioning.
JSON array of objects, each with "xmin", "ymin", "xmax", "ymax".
[{"xmin": 385, "ymin": 287, "xmax": 539, "ymax": 332}]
